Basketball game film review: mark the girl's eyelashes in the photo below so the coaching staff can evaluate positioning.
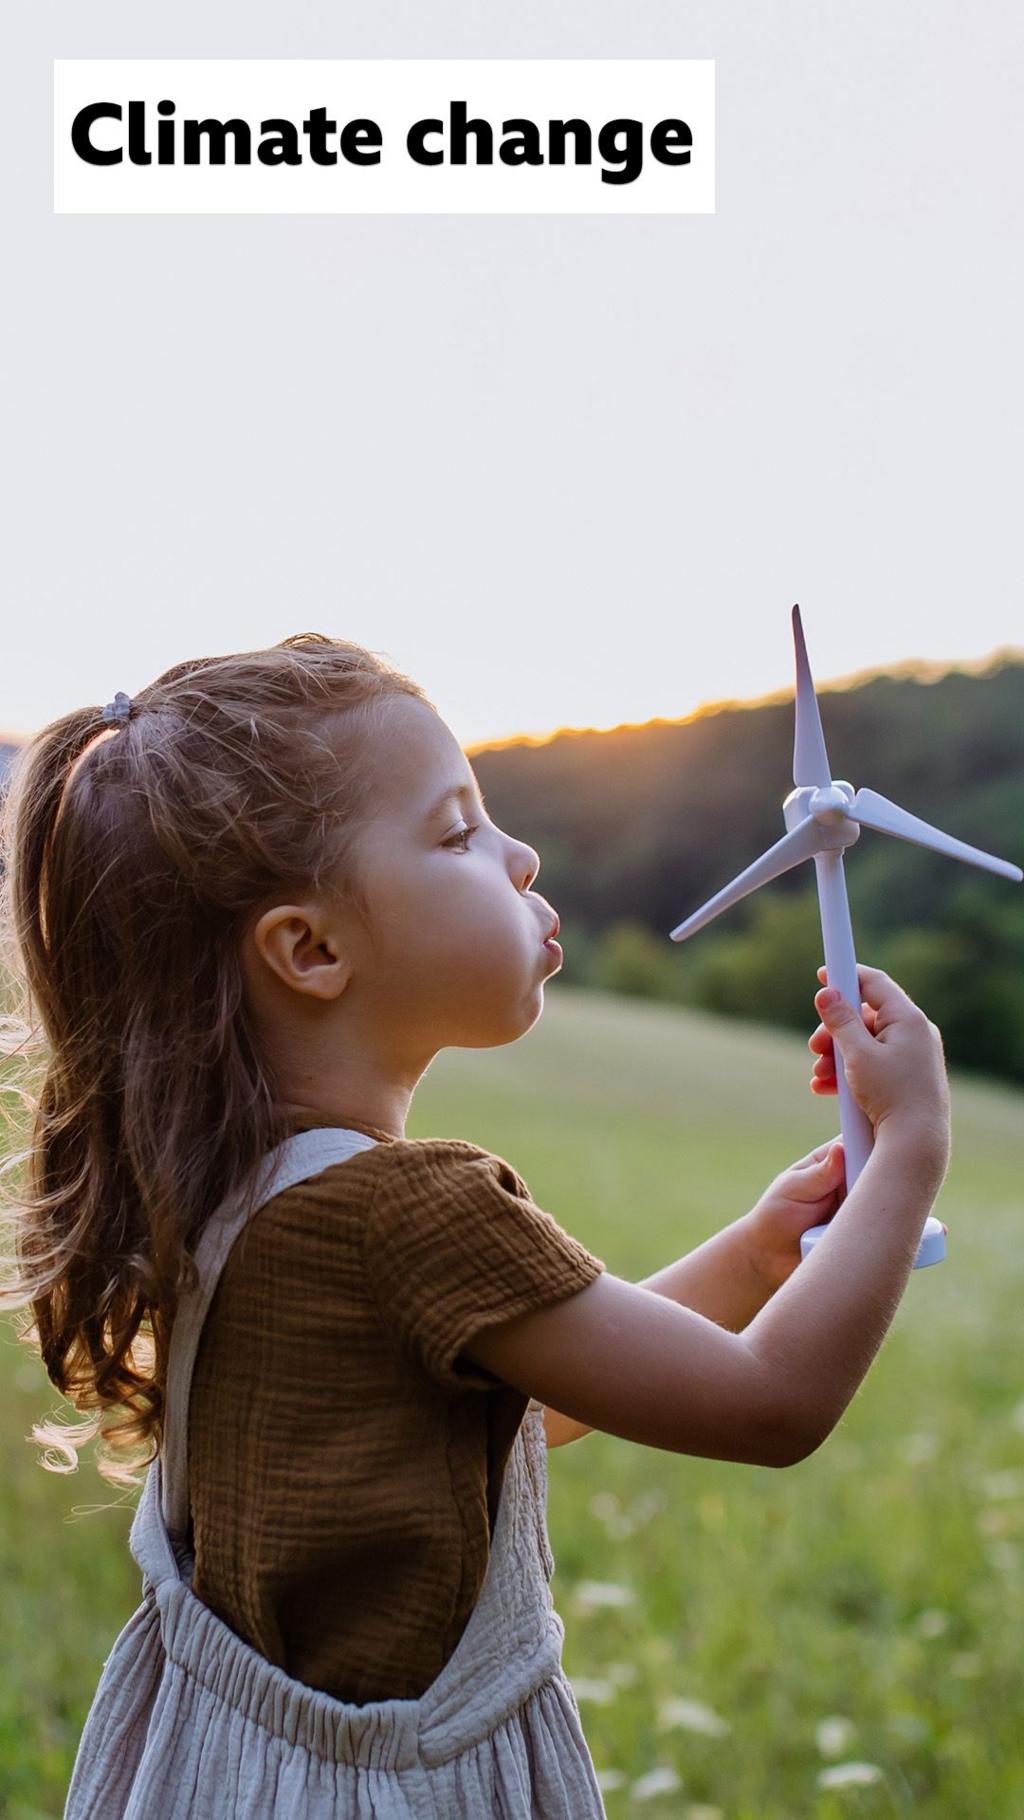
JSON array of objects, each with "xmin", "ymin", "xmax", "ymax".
[{"xmin": 442, "ymin": 823, "xmax": 479, "ymax": 851}]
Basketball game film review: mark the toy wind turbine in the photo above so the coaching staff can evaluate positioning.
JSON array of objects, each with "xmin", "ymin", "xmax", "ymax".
[{"xmin": 668, "ymin": 606, "xmax": 1023, "ymax": 1268}]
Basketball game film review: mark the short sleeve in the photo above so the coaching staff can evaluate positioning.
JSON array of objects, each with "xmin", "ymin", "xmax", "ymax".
[{"xmin": 363, "ymin": 1139, "xmax": 606, "ymax": 1392}]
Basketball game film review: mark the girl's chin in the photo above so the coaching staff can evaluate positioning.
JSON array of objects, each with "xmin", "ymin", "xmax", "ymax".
[{"xmin": 442, "ymin": 1000, "xmax": 540, "ymax": 1047}]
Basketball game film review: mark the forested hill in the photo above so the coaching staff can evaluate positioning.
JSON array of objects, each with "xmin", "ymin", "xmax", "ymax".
[
  {"xmin": 2, "ymin": 657, "xmax": 1022, "ymax": 1078},
  {"xmin": 470, "ymin": 655, "xmax": 1024, "ymax": 1080}
]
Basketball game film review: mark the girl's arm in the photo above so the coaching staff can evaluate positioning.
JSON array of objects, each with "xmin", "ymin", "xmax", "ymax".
[
  {"xmin": 541, "ymin": 1215, "xmax": 776, "ymax": 1447},
  {"xmin": 542, "ymin": 1139, "xmax": 849, "ymax": 1447},
  {"xmin": 479, "ymin": 969, "xmax": 951, "ymax": 1465},
  {"xmin": 525, "ymin": 1113, "xmax": 944, "ymax": 1459}
]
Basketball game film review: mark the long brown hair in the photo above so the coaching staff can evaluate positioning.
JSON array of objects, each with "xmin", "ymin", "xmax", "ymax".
[{"xmin": 0, "ymin": 634, "xmax": 430, "ymax": 1484}]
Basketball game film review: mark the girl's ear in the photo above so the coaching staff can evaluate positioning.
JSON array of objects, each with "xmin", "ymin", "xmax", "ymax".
[{"xmin": 249, "ymin": 902, "xmax": 352, "ymax": 1001}]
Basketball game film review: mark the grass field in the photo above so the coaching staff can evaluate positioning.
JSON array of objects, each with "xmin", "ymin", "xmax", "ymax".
[{"xmin": 2, "ymin": 984, "xmax": 1023, "ymax": 1817}]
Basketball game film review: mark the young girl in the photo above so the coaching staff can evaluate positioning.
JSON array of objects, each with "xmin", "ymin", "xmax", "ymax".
[{"xmin": 1, "ymin": 633, "xmax": 950, "ymax": 1819}]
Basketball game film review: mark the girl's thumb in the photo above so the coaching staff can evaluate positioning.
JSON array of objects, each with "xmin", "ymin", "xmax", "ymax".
[{"xmin": 817, "ymin": 988, "xmax": 869, "ymax": 1055}]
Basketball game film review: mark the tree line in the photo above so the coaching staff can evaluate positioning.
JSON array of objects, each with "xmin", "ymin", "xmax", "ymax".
[
  {"xmin": 2, "ymin": 655, "xmax": 1020, "ymax": 1082},
  {"xmin": 471, "ymin": 657, "xmax": 1024, "ymax": 1084}
]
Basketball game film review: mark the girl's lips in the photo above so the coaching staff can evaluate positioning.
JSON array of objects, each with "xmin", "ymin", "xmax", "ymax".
[{"xmin": 543, "ymin": 938, "xmax": 563, "ymax": 964}]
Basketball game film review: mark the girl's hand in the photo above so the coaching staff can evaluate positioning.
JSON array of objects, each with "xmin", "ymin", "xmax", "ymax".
[
  {"xmin": 745, "ymin": 1139, "xmax": 847, "ymax": 1292},
  {"xmin": 807, "ymin": 962, "xmax": 952, "ymax": 1158},
  {"xmin": 752, "ymin": 965, "xmax": 946, "ymax": 1285},
  {"xmin": 807, "ymin": 964, "xmax": 876, "ymax": 1096}
]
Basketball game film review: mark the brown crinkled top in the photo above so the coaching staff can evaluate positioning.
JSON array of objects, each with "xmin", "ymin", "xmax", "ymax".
[{"xmin": 187, "ymin": 1119, "xmax": 605, "ymax": 1704}]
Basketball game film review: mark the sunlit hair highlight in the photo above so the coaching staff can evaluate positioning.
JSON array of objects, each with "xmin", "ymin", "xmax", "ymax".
[{"xmin": 0, "ymin": 633, "xmax": 431, "ymax": 1485}]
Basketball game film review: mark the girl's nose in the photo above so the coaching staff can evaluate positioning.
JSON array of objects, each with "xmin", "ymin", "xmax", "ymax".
[{"xmin": 513, "ymin": 839, "xmax": 540, "ymax": 892}]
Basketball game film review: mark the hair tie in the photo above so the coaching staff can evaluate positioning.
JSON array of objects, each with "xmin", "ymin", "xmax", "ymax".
[{"xmin": 102, "ymin": 692, "xmax": 133, "ymax": 727}]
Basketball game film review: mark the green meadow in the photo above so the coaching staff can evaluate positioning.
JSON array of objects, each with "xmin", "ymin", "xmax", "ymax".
[{"xmin": 2, "ymin": 985, "xmax": 1022, "ymax": 1817}]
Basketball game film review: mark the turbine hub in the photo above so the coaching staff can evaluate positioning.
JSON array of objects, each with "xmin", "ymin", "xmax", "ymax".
[
  {"xmin": 782, "ymin": 784, "xmax": 860, "ymax": 852},
  {"xmin": 808, "ymin": 781, "xmax": 855, "ymax": 819}
]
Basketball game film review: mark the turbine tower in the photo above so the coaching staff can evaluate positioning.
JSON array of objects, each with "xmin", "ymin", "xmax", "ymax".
[{"xmin": 669, "ymin": 606, "xmax": 1022, "ymax": 1268}]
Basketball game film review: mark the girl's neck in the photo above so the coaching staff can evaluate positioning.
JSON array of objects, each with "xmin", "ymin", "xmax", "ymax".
[{"xmin": 278, "ymin": 1097, "xmax": 405, "ymax": 1142}]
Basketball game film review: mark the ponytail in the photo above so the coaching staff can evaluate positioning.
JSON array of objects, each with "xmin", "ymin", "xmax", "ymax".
[{"xmin": 0, "ymin": 635, "xmax": 430, "ymax": 1484}]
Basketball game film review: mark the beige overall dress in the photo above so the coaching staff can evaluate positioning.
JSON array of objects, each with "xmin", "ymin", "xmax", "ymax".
[{"xmin": 64, "ymin": 1126, "xmax": 608, "ymax": 1818}]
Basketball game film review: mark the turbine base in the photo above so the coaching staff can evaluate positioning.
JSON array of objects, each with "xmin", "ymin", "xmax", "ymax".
[{"xmin": 799, "ymin": 1214, "xmax": 946, "ymax": 1270}]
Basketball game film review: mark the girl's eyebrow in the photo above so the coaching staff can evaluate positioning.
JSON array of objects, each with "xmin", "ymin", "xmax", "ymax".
[{"xmin": 425, "ymin": 780, "xmax": 486, "ymax": 822}]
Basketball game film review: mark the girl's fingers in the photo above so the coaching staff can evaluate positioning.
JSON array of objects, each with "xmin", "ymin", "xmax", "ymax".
[
  {"xmin": 815, "ymin": 966, "xmax": 883, "ymax": 1029},
  {"xmin": 791, "ymin": 1137, "xmax": 840, "ymax": 1169},
  {"xmin": 807, "ymin": 1006, "xmax": 878, "ymax": 1057},
  {"xmin": 779, "ymin": 1142, "xmax": 841, "ymax": 1190},
  {"xmin": 846, "ymin": 963, "xmax": 915, "ymax": 1034}
]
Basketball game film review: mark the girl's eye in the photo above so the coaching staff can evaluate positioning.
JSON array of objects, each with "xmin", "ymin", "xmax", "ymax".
[{"xmin": 443, "ymin": 824, "xmax": 478, "ymax": 851}]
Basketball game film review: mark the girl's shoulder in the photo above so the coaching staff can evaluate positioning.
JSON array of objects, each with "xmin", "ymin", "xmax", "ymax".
[
  {"xmin": 360, "ymin": 1138, "xmax": 604, "ymax": 1394},
  {"xmin": 267, "ymin": 1129, "xmax": 534, "ymax": 1219},
  {"xmin": 366, "ymin": 1134, "xmax": 533, "ymax": 1202}
]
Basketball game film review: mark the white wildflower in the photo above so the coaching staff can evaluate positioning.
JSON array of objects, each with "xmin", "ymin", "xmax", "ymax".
[
  {"xmin": 981, "ymin": 1469, "xmax": 1024, "ymax": 1501},
  {"xmin": 902, "ymin": 1431, "xmax": 938, "ymax": 1465},
  {"xmin": 570, "ymin": 1677, "xmax": 615, "ymax": 1704},
  {"xmin": 816, "ymin": 1715, "xmax": 856, "ymax": 1758},
  {"xmin": 571, "ymin": 1580, "xmax": 636, "ymax": 1613},
  {"xmin": 631, "ymin": 1766, "xmax": 683, "ymax": 1801},
  {"xmin": 595, "ymin": 1768, "xmax": 626, "ymax": 1793},
  {"xmin": 657, "ymin": 1696, "xmax": 730, "ymax": 1738},
  {"xmin": 986, "ymin": 1541, "xmax": 1020, "ymax": 1572},
  {"xmin": 817, "ymin": 1761, "xmax": 884, "ymax": 1789},
  {"xmin": 629, "ymin": 1488, "xmax": 668, "ymax": 1527},
  {"xmin": 915, "ymin": 1608, "xmax": 950, "ymax": 1639},
  {"xmin": 589, "ymin": 1491, "xmax": 620, "ymax": 1521},
  {"xmin": 588, "ymin": 1491, "xmax": 635, "ymax": 1537}
]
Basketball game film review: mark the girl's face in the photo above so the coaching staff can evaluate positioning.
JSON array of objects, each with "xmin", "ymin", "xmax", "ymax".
[{"xmin": 346, "ymin": 695, "xmax": 562, "ymax": 1051}]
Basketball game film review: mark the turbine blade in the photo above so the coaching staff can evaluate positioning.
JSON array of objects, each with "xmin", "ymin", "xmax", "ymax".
[
  {"xmin": 669, "ymin": 817, "xmax": 822, "ymax": 941},
  {"xmin": 791, "ymin": 604, "xmax": 832, "ymax": 788},
  {"xmin": 850, "ymin": 788, "xmax": 1024, "ymax": 883}
]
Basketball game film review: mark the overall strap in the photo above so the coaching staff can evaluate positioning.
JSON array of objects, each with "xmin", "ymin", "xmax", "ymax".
[{"xmin": 159, "ymin": 1127, "xmax": 380, "ymax": 1541}]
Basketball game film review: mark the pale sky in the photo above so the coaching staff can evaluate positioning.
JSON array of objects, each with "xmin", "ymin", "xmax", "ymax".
[{"xmin": 4, "ymin": 2, "xmax": 1022, "ymax": 747}]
